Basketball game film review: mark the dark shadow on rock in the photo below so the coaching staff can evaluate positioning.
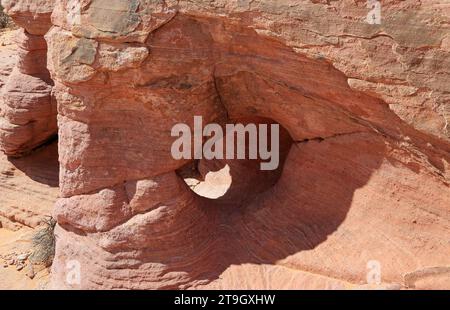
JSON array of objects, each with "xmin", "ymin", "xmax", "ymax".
[
  {"xmin": 100, "ymin": 15, "xmax": 403, "ymax": 288},
  {"xmin": 7, "ymin": 137, "xmax": 59, "ymax": 187},
  {"xmin": 165, "ymin": 132, "xmax": 387, "ymax": 286},
  {"xmin": 134, "ymin": 15, "xmax": 396, "ymax": 287}
]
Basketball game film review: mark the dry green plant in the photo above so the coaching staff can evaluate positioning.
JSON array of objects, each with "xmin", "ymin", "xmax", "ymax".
[{"xmin": 29, "ymin": 217, "xmax": 57, "ymax": 267}]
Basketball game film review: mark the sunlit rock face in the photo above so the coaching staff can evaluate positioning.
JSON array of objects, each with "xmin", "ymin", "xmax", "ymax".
[
  {"xmin": 0, "ymin": 0, "xmax": 56, "ymax": 156},
  {"xmin": 1, "ymin": 0, "xmax": 449, "ymax": 289}
]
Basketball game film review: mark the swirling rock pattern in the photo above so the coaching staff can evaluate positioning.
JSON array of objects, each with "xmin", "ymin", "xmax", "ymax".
[{"xmin": 1, "ymin": 0, "xmax": 450, "ymax": 289}]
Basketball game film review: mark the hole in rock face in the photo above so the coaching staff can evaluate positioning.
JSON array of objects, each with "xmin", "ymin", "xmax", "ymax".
[
  {"xmin": 184, "ymin": 163, "xmax": 232, "ymax": 200},
  {"xmin": 178, "ymin": 117, "xmax": 293, "ymax": 204}
]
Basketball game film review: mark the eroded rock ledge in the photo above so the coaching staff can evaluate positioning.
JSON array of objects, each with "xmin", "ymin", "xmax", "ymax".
[{"xmin": 1, "ymin": 0, "xmax": 449, "ymax": 289}]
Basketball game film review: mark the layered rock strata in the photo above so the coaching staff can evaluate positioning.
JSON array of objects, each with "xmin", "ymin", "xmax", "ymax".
[
  {"xmin": 0, "ymin": 141, "xmax": 59, "ymax": 230},
  {"xmin": 0, "ymin": 0, "xmax": 56, "ymax": 156},
  {"xmin": 46, "ymin": 1, "xmax": 450, "ymax": 289},
  {"xmin": 0, "ymin": 0, "xmax": 448, "ymax": 289}
]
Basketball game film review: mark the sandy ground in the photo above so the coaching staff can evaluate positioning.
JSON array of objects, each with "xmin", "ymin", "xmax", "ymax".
[
  {"xmin": 0, "ymin": 228, "xmax": 50, "ymax": 289},
  {"xmin": 0, "ymin": 141, "xmax": 59, "ymax": 230}
]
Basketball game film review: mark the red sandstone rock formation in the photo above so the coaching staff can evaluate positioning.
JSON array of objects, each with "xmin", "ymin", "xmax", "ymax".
[
  {"xmin": 0, "ymin": 0, "xmax": 56, "ymax": 156},
  {"xmin": 0, "ymin": 29, "xmax": 59, "ymax": 232},
  {"xmin": 0, "ymin": 140, "xmax": 59, "ymax": 230},
  {"xmin": 1, "ymin": 0, "xmax": 449, "ymax": 289}
]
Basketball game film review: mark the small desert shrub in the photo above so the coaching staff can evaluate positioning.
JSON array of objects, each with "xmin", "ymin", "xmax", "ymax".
[
  {"xmin": 30, "ymin": 217, "xmax": 57, "ymax": 267},
  {"xmin": 0, "ymin": 4, "xmax": 11, "ymax": 29}
]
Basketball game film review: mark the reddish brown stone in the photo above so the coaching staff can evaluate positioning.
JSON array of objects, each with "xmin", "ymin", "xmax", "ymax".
[
  {"xmin": 0, "ymin": 1, "xmax": 56, "ymax": 156},
  {"xmin": 1, "ymin": 0, "xmax": 449, "ymax": 290}
]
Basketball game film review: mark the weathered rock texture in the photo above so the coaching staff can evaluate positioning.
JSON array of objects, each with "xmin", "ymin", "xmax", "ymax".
[
  {"xmin": 0, "ymin": 140, "xmax": 59, "ymax": 230},
  {"xmin": 0, "ymin": 30, "xmax": 16, "ymax": 91},
  {"xmin": 0, "ymin": 0, "xmax": 56, "ymax": 156},
  {"xmin": 1, "ymin": 0, "xmax": 449, "ymax": 289},
  {"xmin": 0, "ymin": 29, "xmax": 58, "ymax": 232}
]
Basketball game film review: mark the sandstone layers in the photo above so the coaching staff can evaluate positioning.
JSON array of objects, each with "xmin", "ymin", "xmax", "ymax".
[
  {"xmin": 0, "ymin": 0, "xmax": 56, "ymax": 156},
  {"xmin": 0, "ymin": 23, "xmax": 58, "ymax": 234},
  {"xmin": 0, "ymin": 0, "xmax": 449, "ymax": 289},
  {"xmin": 0, "ymin": 140, "xmax": 59, "ymax": 230}
]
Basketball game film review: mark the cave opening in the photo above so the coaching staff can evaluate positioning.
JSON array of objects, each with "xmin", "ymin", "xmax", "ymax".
[{"xmin": 177, "ymin": 117, "xmax": 293, "ymax": 205}]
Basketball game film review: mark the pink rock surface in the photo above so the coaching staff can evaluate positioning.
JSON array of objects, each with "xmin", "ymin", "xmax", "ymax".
[
  {"xmin": 0, "ymin": 0, "xmax": 56, "ymax": 156},
  {"xmin": 0, "ymin": 32, "xmax": 58, "ymax": 231},
  {"xmin": 46, "ymin": 1, "xmax": 450, "ymax": 290},
  {"xmin": 0, "ymin": 141, "xmax": 59, "ymax": 230},
  {"xmin": 0, "ymin": 0, "xmax": 449, "ymax": 290}
]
